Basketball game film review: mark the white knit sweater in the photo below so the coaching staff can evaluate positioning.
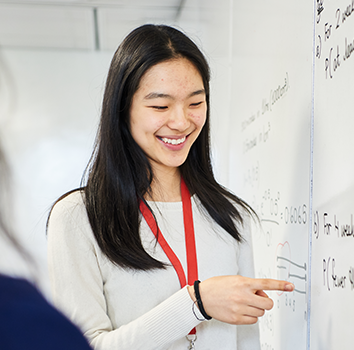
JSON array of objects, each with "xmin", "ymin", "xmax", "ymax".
[{"xmin": 47, "ymin": 191, "xmax": 260, "ymax": 350}]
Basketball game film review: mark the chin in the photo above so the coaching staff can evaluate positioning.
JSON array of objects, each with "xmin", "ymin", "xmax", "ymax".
[{"xmin": 163, "ymin": 157, "xmax": 188, "ymax": 169}]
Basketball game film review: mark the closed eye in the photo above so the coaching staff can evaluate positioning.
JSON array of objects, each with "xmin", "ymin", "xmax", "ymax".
[
  {"xmin": 190, "ymin": 101, "xmax": 203, "ymax": 107},
  {"xmin": 150, "ymin": 106, "xmax": 168, "ymax": 110}
]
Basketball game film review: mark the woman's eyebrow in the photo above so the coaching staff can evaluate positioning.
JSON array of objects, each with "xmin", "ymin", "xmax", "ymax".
[
  {"xmin": 189, "ymin": 89, "xmax": 205, "ymax": 97},
  {"xmin": 144, "ymin": 92, "xmax": 172, "ymax": 100},
  {"xmin": 144, "ymin": 89, "xmax": 205, "ymax": 100}
]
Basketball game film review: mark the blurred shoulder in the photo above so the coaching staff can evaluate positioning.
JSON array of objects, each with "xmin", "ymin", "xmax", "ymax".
[{"xmin": 0, "ymin": 275, "xmax": 92, "ymax": 349}]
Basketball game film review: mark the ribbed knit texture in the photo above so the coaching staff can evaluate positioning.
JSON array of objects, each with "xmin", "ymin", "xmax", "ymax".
[{"xmin": 142, "ymin": 287, "xmax": 202, "ymax": 348}]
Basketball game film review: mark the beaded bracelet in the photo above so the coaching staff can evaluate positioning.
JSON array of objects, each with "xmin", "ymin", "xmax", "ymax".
[{"xmin": 193, "ymin": 280, "xmax": 212, "ymax": 320}]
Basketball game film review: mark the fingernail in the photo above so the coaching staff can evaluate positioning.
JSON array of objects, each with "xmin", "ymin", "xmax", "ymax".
[{"xmin": 284, "ymin": 283, "xmax": 294, "ymax": 291}]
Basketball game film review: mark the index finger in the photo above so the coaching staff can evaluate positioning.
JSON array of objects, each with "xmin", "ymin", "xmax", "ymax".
[{"xmin": 253, "ymin": 278, "xmax": 294, "ymax": 292}]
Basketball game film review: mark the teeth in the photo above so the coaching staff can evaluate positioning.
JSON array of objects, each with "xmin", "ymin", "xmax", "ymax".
[{"xmin": 161, "ymin": 136, "xmax": 186, "ymax": 145}]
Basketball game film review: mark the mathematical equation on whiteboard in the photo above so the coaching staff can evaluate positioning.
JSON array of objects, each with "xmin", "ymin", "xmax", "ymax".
[
  {"xmin": 253, "ymin": 188, "xmax": 308, "ymax": 296},
  {"xmin": 259, "ymin": 189, "xmax": 308, "ymax": 227},
  {"xmin": 316, "ymin": 0, "xmax": 354, "ymax": 78},
  {"xmin": 256, "ymin": 238, "xmax": 308, "ymax": 350},
  {"xmin": 275, "ymin": 241, "xmax": 307, "ymax": 295},
  {"xmin": 240, "ymin": 73, "xmax": 289, "ymax": 155},
  {"xmin": 313, "ymin": 211, "xmax": 354, "ymax": 292}
]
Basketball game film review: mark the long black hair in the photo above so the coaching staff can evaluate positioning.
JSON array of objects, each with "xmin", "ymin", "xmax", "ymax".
[{"xmin": 56, "ymin": 24, "xmax": 255, "ymax": 270}]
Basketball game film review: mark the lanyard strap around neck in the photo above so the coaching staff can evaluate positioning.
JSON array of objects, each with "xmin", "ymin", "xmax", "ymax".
[{"xmin": 139, "ymin": 178, "xmax": 198, "ymax": 288}]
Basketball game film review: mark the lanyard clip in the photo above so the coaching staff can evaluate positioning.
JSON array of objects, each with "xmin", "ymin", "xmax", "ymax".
[{"xmin": 186, "ymin": 334, "xmax": 197, "ymax": 350}]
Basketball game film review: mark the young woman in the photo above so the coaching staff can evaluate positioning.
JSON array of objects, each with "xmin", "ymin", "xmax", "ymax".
[{"xmin": 47, "ymin": 24, "xmax": 294, "ymax": 350}]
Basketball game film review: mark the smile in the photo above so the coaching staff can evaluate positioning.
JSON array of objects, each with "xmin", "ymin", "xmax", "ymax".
[{"xmin": 160, "ymin": 136, "xmax": 186, "ymax": 145}]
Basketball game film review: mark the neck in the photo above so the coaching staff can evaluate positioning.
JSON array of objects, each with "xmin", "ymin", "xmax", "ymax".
[{"xmin": 147, "ymin": 166, "xmax": 182, "ymax": 202}]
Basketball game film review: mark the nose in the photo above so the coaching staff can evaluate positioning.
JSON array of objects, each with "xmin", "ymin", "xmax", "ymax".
[{"xmin": 167, "ymin": 105, "xmax": 190, "ymax": 131}]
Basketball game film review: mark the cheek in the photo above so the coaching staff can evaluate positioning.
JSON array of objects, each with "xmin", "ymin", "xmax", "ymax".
[
  {"xmin": 151, "ymin": 118, "xmax": 166, "ymax": 131},
  {"xmin": 131, "ymin": 114, "xmax": 165, "ymax": 138},
  {"xmin": 189, "ymin": 110, "xmax": 207, "ymax": 129}
]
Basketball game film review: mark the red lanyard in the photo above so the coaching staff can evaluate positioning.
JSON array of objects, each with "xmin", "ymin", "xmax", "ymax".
[{"xmin": 139, "ymin": 178, "xmax": 198, "ymax": 334}]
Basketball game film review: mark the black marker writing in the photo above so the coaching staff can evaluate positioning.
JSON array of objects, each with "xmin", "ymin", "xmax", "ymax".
[
  {"xmin": 316, "ymin": 34, "xmax": 322, "ymax": 59},
  {"xmin": 317, "ymin": 0, "xmax": 325, "ymax": 24},
  {"xmin": 349, "ymin": 267, "xmax": 354, "ymax": 290},
  {"xmin": 324, "ymin": 22, "xmax": 332, "ymax": 41},
  {"xmin": 269, "ymin": 73, "xmax": 289, "ymax": 108},
  {"xmin": 344, "ymin": 37, "xmax": 354, "ymax": 60},
  {"xmin": 323, "ymin": 257, "xmax": 331, "ymax": 291},
  {"xmin": 341, "ymin": 214, "xmax": 354, "ymax": 237},
  {"xmin": 342, "ymin": 0, "xmax": 354, "ymax": 24},
  {"xmin": 323, "ymin": 257, "xmax": 354, "ymax": 291},
  {"xmin": 332, "ymin": 258, "xmax": 346, "ymax": 288},
  {"xmin": 324, "ymin": 212, "xmax": 332, "ymax": 236}
]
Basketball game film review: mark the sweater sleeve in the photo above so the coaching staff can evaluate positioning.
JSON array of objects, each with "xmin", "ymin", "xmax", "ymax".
[
  {"xmin": 236, "ymin": 213, "xmax": 261, "ymax": 350},
  {"xmin": 47, "ymin": 193, "xmax": 202, "ymax": 350}
]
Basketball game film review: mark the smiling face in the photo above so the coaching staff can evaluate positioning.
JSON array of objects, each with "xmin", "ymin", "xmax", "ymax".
[{"xmin": 129, "ymin": 58, "xmax": 207, "ymax": 178}]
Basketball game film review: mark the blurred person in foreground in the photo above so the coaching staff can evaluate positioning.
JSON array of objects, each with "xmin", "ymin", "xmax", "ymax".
[{"xmin": 0, "ymin": 137, "xmax": 92, "ymax": 349}]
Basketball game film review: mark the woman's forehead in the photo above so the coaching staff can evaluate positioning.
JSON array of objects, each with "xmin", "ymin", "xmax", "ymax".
[{"xmin": 136, "ymin": 58, "xmax": 204, "ymax": 97}]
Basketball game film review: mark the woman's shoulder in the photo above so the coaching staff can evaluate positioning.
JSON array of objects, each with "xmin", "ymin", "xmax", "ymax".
[
  {"xmin": 50, "ymin": 189, "xmax": 86, "ymax": 219},
  {"xmin": 53, "ymin": 189, "xmax": 85, "ymax": 209},
  {"xmin": 48, "ymin": 189, "xmax": 90, "ymax": 234}
]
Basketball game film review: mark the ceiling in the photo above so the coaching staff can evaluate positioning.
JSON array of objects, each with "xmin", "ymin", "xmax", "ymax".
[{"xmin": 0, "ymin": 0, "xmax": 188, "ymax": 50}]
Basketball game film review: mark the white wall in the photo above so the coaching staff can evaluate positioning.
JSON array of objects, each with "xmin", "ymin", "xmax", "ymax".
[{"xmin": 0, "ymin": 48, "xmax": 113, "ymax": 291}]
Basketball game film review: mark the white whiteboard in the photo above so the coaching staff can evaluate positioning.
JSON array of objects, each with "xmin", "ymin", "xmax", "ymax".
[
  {"xmin": 226, "ymin": 0, "xmax": 352, "ymax": 349},
  {"xmin": 228, "ymin": 1, "xmax": 313, "ymax": 349},
  {"xmin": 311, "ymin": 0, "xmax": 354, "ymax": 349}
]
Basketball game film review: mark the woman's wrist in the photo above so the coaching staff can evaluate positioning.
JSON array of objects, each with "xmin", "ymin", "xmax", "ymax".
[
  {"xmin": 188, "ymin": 281, "xmax": 212, "ymax": 321},
  {"xmin": 187, "ymin": 284, "xmax": 196, "ymax": 302},
  {"xmin": 193, "ymin": 280, "xmax": 212, "ymax": 320}
]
